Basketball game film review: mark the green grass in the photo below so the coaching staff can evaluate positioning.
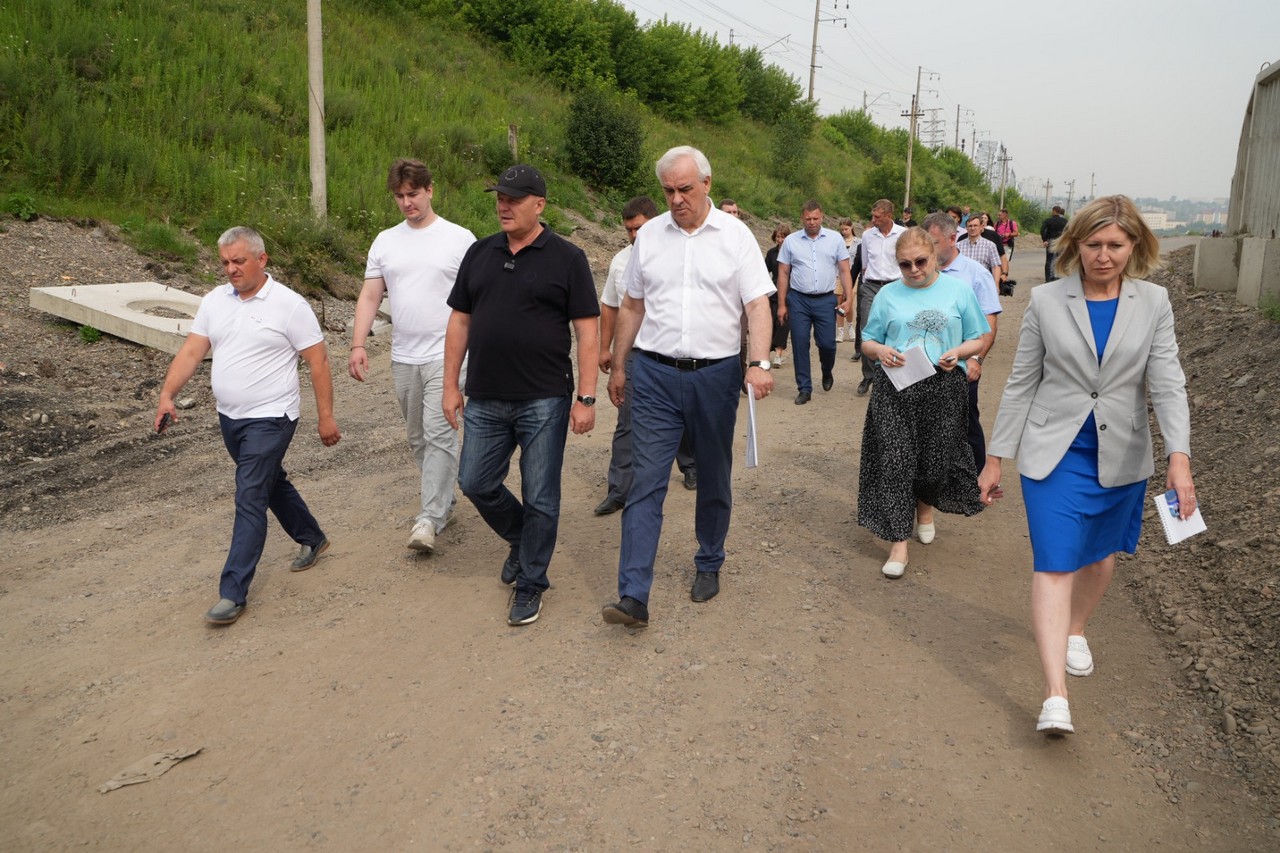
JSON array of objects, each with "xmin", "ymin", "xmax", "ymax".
[{"xmin": 0, "ymin": 0, "xmax": 1021, "ymax": 293}]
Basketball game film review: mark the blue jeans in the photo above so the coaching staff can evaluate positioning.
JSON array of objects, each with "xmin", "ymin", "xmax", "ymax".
[
  {"xmin": 459, "ymin": 395, "xmax": 571, "ymax": 593},
  {"xmin": 786, "ymin": 291, "xmax": 837, "ymax": 393},
  {"xmin": 617, "ymin": 353, "xmax": 739, "ymax": 604},
  {"xmin": 218, "ymin": 414, "xmax": 325, "ymax": 605}
]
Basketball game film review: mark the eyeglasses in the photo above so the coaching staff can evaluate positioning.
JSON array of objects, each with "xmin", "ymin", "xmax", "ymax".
[{"xmin": 897, "ymin": 256, "xmax": 931, "ymax": 271}]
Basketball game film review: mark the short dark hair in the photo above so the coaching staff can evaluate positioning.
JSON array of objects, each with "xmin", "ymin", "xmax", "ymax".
[
  {"xmin": 622, "ymin": 196, "xmax": 659, "ymax": 220},
  {"xmin": 771, "ymin": 224, "xmax": 792, "ymax": 241},
  {"xmin": 946, "ymin": 205, "xmax": 963, "ymax": 218},
  {"xmin": 801, "ymin": 199, "xmax": 822, "ymax": 214},
  {"xmin": 719, "ymin": 198, "xmax": 737, "ymax": 209},
  {"xmin": 387, "ymin": 158, "xmax": 432, "ymax": 192},
  {"xmin": 1052, "ymin": 205, "xmax": 1065, "ymax": 215}
]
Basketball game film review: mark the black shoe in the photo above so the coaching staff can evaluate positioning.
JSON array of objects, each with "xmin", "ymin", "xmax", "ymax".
[
  {"xmin": 691, "ymin": 571, "xmax": 720, "ymax": 602},
  {"xmin": 500, "ymin": 553, "xmax": 520, "ymax": 586},
  {"xmin": 822, "ymin": 372, "xmax": 833, "ymax": 392},
  {"xmin": 683, "ymin": 469, "xmax": 697, "ymax": 491},
  {"xmin": 594, "ymin": 497, "xmax": 624, "ymax": 516},
  {"xmin": 289, "ymin": 537, "xmax": 329, "ymax": 572},
  {"xmin": 794, "ymin": 391, "xmax": 811, "ymax": 405},
  {"xmin": 508, "ymin": 588, "xmax": 543, "ymax": 626},
  {"xmin": 856, "ymin": 379, "xmax": 871, "ymax": 396},
  {"xmin": 851, "ymin": 350, "xmax": 862, "ymax": 362},
  {"xmin": 602, "ymin": 596, "xmax": 649, "ymax": 627}
]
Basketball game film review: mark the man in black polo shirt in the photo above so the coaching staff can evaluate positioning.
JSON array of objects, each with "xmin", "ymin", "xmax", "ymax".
[
  {"xmin": 1040, "ymin": 205, "xmax": 1068, "ymax": 282},
  {"xmin": 443, "ymin": 164, "xmax": 600, "ymax": 627}
]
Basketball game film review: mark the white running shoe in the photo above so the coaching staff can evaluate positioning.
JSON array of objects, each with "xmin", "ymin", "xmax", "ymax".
[
  {"xmin": 407, "ymin": 520, "xmax": 436, "ymax": 554},
  {"xmin": 1037, "ymin": 697, "xmax": 1074, "ymax": 735},
  {"xmin": 1066, "ymin": 635, "xmax": 1094, "ymax": 676}
]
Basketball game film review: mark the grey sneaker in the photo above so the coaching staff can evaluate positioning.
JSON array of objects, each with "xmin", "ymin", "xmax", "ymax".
[
  {"xmin": 508, "ymin": 588, "xmax": 543, "ymax": 626},
  {"xmin": 290, "ymin": 537, "xmax": 330, "ymax": 572},
  {"xmin": 205, "ymin": 598, "xmax": 244, "ymax": 625}
]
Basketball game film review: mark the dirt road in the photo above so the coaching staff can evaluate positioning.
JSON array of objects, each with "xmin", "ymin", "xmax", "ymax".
[{"xmin": 1, "ymin": 227, "xmax": 1274, "ymax": 850}]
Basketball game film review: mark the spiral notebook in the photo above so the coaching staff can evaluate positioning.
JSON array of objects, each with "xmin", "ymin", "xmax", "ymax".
[{"xmin": 1152, "ymin": 489, "xmax": 1206, "ymax": 545}]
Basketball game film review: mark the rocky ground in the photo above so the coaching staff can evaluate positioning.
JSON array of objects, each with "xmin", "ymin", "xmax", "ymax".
[{"xmin": 1, "ymin": 218, "xmax": 1277, "ymax": 850}]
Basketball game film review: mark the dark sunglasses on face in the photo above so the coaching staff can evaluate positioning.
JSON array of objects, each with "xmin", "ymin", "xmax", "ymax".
[{"xmin": 898, "ymin": 256, "xmax": 930, "ymax": 271}]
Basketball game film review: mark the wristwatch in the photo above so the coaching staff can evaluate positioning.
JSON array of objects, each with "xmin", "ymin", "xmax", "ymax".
[
  {"xmin": 576, "ymin": 395, "xmax": 596, "ymax": 406},
  {"xmin": 973, "ymin": 355, "xmax": 984, "ymax": 364},
  {"xmin": 747, "ymin": 360, "xmax": 772, "ymax": 371}
]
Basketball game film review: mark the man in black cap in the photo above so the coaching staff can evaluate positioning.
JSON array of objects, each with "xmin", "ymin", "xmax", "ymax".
[{"xmin": 443, "ymin": 165, "xmax": 600, "ymax": 627}]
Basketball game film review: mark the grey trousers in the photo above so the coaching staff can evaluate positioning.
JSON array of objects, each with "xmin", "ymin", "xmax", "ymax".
[
  {"xmin": 859, "ymin": 279, "xmax": 889, "ymax": 380},
  {"xmin": 392, "ymin": 358, "xmax": 464, "ymax": 532},
  {"xmin": 606, "ymin": 353, "xmax": 696, "ymax": 503}
]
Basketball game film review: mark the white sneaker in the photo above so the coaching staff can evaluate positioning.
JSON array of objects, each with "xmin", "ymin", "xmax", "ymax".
[
  {"xmin": 777, "ymin": 353, "xmax": 786, "ymax": 366},
  {"xmin": 407, "ymin": 520, "xmax": 436, "ymax": 554},
  {"xmin": 1066, "ymin": 635, "xmax": 1094, "ymax": 676},
  {"xmin": 1037, "ymin": 697, "xmax": 1074, "ymax": 735},
  {"xmin": 836, "ymin": 326, "xmax": 846, "ymax": 342},
  {"xmin": 770, "ymin": 353, "xmax": 782, "ymax": 368}
]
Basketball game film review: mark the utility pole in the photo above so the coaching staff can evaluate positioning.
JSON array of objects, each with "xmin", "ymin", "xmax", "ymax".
[
  {"xmin": 808, "ymin": 1, "xmax": 848, "ymax": 101},
  {"xmin": 1065, "ymin": 179, "xmax": 1077, "ymax": 214},
  {"xmin": 1089, "ymin": 172, "xmax": 1096, "ymax": 203},
  {"xmin": 1043, "ymin": 179, "xmax": 1053, "ymax": 209},
  {"xmin": 306, "ymin": 0, "xmax": 327, "ymax": 219},
  {"xmin": 902, "ymin": 65, "xmax": 934, "ymax": 210},
  {"xmin": 997, "ymin": 145, "xmax": 1012, "ymax": 209}
]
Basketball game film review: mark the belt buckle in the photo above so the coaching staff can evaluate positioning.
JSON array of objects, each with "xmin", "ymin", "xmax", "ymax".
[{"xmin": 675, "ymin": 357, "xmax": 697, "ymax": 370}]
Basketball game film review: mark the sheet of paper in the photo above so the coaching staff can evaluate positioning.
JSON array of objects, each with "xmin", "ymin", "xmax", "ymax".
[
  {"xmin": 884, "ymin": 345, "xmax": 936, "ymax": 391},
  {"xmin": 745, "ymin": 383, "xmax": 758, "ymax": 468}
]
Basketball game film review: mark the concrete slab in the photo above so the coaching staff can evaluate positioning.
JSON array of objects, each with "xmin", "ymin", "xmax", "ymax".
[
  {"xmin": 343, "ymin": 298, "xmax": 393, "ymax": 338},
  {"xmin": 1193, "ymin": 237, "xmax": 1241, "ymax": 294},
  {"xmin": 30, "ymin": 282, "xmax": 208, "ymax": 357},
  {"xmin": 1238, "ymin": 237, "xmax": 1280, "ymax": 308}
]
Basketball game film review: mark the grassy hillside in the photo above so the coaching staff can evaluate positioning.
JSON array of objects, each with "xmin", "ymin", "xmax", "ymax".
[{"xmin": 0, "ymin": 0, "xmax": 1022, "ymax": 292}]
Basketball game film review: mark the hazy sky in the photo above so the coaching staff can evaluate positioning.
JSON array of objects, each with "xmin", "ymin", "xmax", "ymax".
[{"xmin": 618, "ymin": 0, "xmax": 1279, "ymax": 202}]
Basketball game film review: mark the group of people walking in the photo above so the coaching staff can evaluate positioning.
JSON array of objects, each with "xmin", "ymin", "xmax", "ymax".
[{"xmin": 154, "ymin": 144, "xmax": 1196, "ymax": 738}]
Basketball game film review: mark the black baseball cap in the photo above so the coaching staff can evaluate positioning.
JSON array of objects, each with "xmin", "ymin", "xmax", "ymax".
[{"xmin": 486, "ymin": 164, "xmax": 546, "ymax": 199}]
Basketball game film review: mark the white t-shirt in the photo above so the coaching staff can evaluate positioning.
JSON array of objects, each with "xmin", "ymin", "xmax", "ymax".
[
  {"xmin": 624, "ymin": 206, "xmax": 775, "ymax": 359},
  {"xmin": 601, "ymin": 243, "xmax": 631, "ymax": 308},
  {"xmin": 190, "ymin": 276, "xmax": 324, "ymax": 420},
  {"xmin": 364, "ymin": 217, "xmax": 476, "ymax": 364}
]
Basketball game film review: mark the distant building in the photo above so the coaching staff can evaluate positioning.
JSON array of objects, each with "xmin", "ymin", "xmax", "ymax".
[{"xmin": 1141, "ymin": 210, "xmax": 1170, "ymax": 230}]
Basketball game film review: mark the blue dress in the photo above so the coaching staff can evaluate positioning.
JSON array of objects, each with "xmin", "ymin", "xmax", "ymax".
[{"xmin": 1020, "ymin": 298, "xmax": 1146, "ymax": 572}]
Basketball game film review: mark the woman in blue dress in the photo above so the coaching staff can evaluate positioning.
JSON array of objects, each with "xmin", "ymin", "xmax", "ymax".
[{"xmin": 979, "ymin": 196, "xmax": 1197, "ymax": 736}]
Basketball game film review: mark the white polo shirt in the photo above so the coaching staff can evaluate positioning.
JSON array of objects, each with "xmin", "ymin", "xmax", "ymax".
[
  {"xmin": 624, "ymin": 206, "xmax": 775, "ymax": 359},
  {"xmin": 190, "ymin": 276, "xmax": 324, "ymax": 420},
  {"xmin": 601, "ymin": 243, "xmax": 631, "ymax": 309},
  {"xmin": 364, "ymin": 216, "xmax": 476, "ymax": 364},
  {"xmin": 859, "ymin": 222, "xmax": 906, "ymax": 282}
]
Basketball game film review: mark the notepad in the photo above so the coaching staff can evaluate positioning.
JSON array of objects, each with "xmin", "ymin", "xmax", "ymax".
[
  {"xmin": 884, "ymin": 345, "xmax": 937, "ymax": 391},
  {"xmin": 1152, "ymin": 489, "xmax": 1206, "ymax": 545}
]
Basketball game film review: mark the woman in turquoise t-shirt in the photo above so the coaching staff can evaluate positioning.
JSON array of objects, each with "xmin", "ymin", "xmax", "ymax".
[{"xmin": 857, "ymin": 227, "xmax": 990, "ymax": 579}]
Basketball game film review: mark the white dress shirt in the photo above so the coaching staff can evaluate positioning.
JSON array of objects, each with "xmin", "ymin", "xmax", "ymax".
[{"xmin": 859, "ymin": 222, "xmax": 907, "ymax": 282}]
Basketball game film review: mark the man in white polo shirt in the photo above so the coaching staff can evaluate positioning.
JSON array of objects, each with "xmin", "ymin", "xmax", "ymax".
[
  {"xmin": 349, "ymin": 159, "xmax": 476, "ymax": 554},
  {"xmin": 155, "ymin": 226, "xmax": 341, "ymax": 625}
]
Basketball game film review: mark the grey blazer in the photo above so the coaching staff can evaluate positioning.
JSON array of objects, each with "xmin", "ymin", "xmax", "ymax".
[{"xmin": 987, "ymin": 274, "xmax": 1190, "ymax": 487}]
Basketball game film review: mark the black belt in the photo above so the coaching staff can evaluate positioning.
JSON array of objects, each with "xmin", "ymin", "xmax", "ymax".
[
  {"xmin": 794, "ymin": 290, "xmax": 835, "ymax": 297},
  {"xmin": 639, "ymin": 350, "xmax": 732, "ymax": 371},
  {"xmin": 863, "ymin": 279, "xmax": 890, "ymax": 285}
]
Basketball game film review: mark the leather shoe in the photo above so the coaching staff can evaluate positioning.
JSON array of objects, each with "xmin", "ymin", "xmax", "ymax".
[
  {"xmin": 794, "ymin": 391, "xmax": 811, "ymax": 405},
  {"xmin": 683, "ymin": 469, "xmax": 697, "ymax": 491},
  {"xmin": 856, "ymin": 378, "xmax": 871, "ymax": 396},
  {"xmin": 691, "ymin": 571, "xmax": 719, "ymax": 602},
  {"xmin": 290, "ymin": 537, "xmax": 329, "ymax": 572},
  {"xmin": 205, "ymin": 598, "xmax": 244, "ymax": 625},
  {"xmin": 500, "ymin": 553, "xmax": 520, "ymax": 586},
  {"xmin": 602, "ymin": 596, "xmax": 649, "ymax": 627},
  {"xmin": 822, "ymin": 372, "xmax": 833, "ymax": 392},
  {"xmin": 594, "ymin": 497, "xmax": 624, "ymax": 516}
]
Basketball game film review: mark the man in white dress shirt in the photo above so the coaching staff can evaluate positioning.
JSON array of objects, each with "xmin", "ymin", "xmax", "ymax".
[
  {"xmin": 854, "ymin": 199, "xmax": 906, "ymax": 395},
  {"xmin": 601, "ymin": 146, "xmax": 775, "ymax": 627}
]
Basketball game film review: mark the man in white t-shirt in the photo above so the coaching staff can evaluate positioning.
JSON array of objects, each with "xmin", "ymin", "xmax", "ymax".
[
  {"xmin": 349, "ymin": 159, "xmax": 477, "ymax": 554},
  {"xmin": 155, "ymin": 227, "xmax": 341, "ymax": 626}
]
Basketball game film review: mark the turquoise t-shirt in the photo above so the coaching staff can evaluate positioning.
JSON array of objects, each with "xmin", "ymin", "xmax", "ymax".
[{"xmin": 861, "ymin": 272, "xmax": 990, "ymax": 369}]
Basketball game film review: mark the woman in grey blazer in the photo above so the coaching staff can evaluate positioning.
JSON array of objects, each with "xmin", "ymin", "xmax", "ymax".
[{"xmin": 978, "ymin": 196, "xmax": 1197, "ymax": 737}]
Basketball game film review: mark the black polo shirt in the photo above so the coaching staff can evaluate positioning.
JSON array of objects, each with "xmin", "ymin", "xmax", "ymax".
[{"xmin": 448, "ymin": 225, "xmax": 598, "ymax": 400}]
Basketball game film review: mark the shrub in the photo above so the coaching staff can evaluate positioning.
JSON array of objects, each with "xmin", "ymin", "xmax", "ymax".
[
  {"xmin": 4, "ymin": 193, "xmax": 37, "ymax": 221},
  {"xmin": 565, "ymin": 87, "xmax": 643, "ymax": 191}
]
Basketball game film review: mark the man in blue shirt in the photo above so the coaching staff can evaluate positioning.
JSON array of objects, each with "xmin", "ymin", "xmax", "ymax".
[{"xmin": 775, "ymin": 200, "xmax": 854, "ymax": 405}]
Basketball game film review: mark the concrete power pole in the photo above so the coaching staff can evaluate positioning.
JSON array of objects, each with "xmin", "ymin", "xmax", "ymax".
[
  {"xmin": 997, "ymin": 146, "xmax": 1012, "ymax": 209},
  {"xmin": 306, "ymin": 0, "xmax": 327, "ymax": 220},
  {"xmin": 902, "ymin": 66, "xmax": 925, "ymax": 211},
  {"xmin": 1065, "ymin": 179, "xmax": 1077, "ymax": 214},
  {"xmin": 808, "ymin": 0, "xmax": 847, "ymax": 101},
  {"xmin": 1043, "ymin": 179, "xmax": 1053, "ymax": 209}
]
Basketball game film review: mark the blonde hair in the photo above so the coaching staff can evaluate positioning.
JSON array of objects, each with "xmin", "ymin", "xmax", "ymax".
[
  {"xmin": 894, "ymin": 226, "xmax": 935, "ymax": 260},
  {"xmin": 1054, "ymin": 195, "xmax": 1161, "ymax": 280}
]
